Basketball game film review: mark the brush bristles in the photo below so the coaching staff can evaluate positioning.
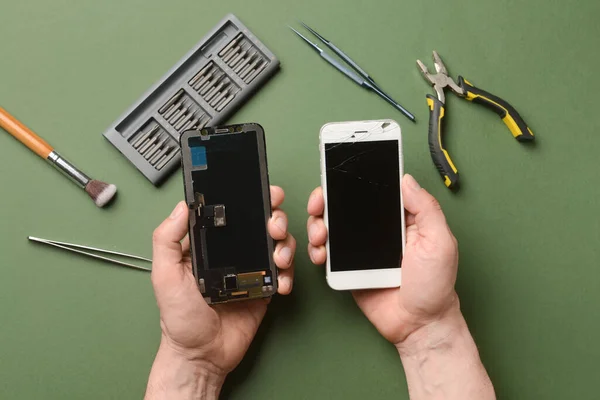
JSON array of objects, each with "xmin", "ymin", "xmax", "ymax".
[{"xmin": 85, "ymin": 180, "xmax": 117, "ymax": 207}]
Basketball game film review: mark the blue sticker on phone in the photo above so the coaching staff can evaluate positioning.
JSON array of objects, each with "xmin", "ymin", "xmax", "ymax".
[{"xmin": 190, "ymin": 146, "xmax": 207, "ymax": 169}]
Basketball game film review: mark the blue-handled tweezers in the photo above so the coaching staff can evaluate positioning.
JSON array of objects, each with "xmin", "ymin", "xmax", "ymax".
[{"xmin": 289, "ymin": 22, "xmax": 415, "ymax": 122}]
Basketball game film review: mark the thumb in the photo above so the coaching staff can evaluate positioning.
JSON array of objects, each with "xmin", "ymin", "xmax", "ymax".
[
  {"xmin": 402, "ymin": 174, "xmax": 449, "ymax": 238},
  {"xmin": 151, "ymin": 201, "xmax": 189, "ymax": 283}
]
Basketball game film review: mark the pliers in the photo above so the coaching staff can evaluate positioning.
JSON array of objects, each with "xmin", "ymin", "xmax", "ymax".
[{"xmin": 417, "ymin": 51, "xmax": 534, "ymax": 190}]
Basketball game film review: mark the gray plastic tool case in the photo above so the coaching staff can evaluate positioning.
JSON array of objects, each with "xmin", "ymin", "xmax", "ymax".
[{"xmin": 103, "ymin": 14, "xmax": 279, "ymax": 185}]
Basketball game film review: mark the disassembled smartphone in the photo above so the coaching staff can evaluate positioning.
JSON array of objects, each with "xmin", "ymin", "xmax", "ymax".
[
  {"xmin": 320, "ymin": 120, "xmax": 405, "ymax": 290},
  {"xmin": 181, "ymin": 123, "xmax": 277, "ymax": 304}
]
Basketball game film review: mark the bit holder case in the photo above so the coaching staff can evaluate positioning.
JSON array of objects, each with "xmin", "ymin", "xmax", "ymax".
[{"xmin": 103, "ymin": 14, "xmax": 279, "ymax": 185}]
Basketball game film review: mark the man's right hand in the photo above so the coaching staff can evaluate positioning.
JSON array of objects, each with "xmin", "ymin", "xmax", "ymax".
[
  {"xmin": 306, "ymin": 174, "xmax": 495, "ymax": 399},
  {"xmin": 306, "ymin": 173, "xmax": 459, "ymax": 344}
]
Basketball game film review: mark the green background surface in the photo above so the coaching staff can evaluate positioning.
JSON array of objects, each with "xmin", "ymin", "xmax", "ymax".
[{"xmin": 1, "ymin": 0, "xmax": 599, "ymax": 398}]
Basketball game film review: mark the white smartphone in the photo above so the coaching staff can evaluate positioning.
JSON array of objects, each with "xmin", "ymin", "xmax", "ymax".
[{"xmin": 320, "ymin": 120, "xmax": 405, "ymax": 290}]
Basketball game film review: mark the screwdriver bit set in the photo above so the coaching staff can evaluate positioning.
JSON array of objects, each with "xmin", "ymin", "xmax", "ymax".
[{"xmin": 103, "ymin": 14, "xmax": 279, "ymax": 185}]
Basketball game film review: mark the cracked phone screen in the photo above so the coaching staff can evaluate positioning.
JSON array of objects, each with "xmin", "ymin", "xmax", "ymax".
[{"xmin": 325, "ymin": 140, "xmax": 402, "ymax": 272}]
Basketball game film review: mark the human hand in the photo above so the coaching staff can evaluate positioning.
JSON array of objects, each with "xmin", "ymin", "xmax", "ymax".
[
  {"xmin": 307, "ymin": 175, "xmax": 495, "ymax": 399},
  {"xmin": 145, "ymin": 186, "xmax": 296, "ymax": 399},
  {"xmin": 306, "ymin": 174, "xmax": 459, "ymax": 346}
]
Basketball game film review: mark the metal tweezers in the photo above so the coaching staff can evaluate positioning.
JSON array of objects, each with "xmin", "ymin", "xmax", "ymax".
[
  {"xmin": 28, "ymin": 236, "xmax": 152, "ymax": 272},
  {"xmin": 289, "ymin": 21, "xmax": 415, "ymax": 122}
]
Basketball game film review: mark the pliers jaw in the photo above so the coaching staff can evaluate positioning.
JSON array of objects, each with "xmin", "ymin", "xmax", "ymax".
[{"xmin": 416, "ymin": 50, "xmax": 464, "ymax": 104}]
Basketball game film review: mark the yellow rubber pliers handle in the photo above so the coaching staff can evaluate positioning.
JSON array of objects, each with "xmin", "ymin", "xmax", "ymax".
[
  {"xmin": 426, "ymin": 95, "xmax": 459, "ymax": 190},
  {"xmin": 458, "ymin": 76, "xmax": 534, "ymax": 142}
]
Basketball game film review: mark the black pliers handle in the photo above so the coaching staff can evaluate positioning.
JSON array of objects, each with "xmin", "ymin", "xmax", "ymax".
[
  {"xmin": 425, "ymin": 94, "xmax": 458, "ymax": 189},
  {"xmin": 458, "ymin": 76, "xmax": 534, "ymax": 142},
  {"xmin": 417, "ymin": 51, "xmax": 534, "ymax": 190}
]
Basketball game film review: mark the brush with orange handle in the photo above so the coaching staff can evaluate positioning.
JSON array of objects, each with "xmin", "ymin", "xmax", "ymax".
[{"xmin": 0, "ymin": 107, "xmax": 117, "ymax": 207}]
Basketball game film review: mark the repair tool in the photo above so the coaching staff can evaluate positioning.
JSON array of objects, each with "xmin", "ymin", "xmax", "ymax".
[
  {"xmin": 289, "ymin": 24, "xmax": 415, "ymax": 122},
  {"xmin": 229, "ymin": 49, "xmax": 248, "ymax": 68},
  {"xmin": 244, "ymin": 61, "xmax": 268, "ymax": 84},
  {"xmin": 210, "ymin": 88, "xmax": 230, "ymax": 108},
  {"xmin": 216, "ymin": 93, "xmax": 235, "ymax": 112},
  {"xmin": 417, "ymin": 51, "xmax": 534, "ymax": 190},
  {"xmin": 103, "ymin": 14, "xmax": 279, "ymax": 185},
  {"xmin": 235, "ymin": 51, "xmax": 257, "ymax": 74},
  {"xmin": 223, "ymin": 45, "xmax": 241, "ymax": 64},
  {"xmin": 0, "ymin": 107, "xmax": 117, "ymax": 207},
  {"xmin": 218, "ymin": 33, "xmax": 243, "ymax": 58},
  {"xmin": 28, "ymin": 236, "xmax": 151, "ymax": 272},
  {"xmin": 192, "ymin": 68, "xmax": 216, "ymax": 91}
]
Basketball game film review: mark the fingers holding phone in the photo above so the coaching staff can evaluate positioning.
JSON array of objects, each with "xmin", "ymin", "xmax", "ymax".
[
  {"xmin": 307, "ymin": 135, "xmax": 460, "ymax": 343},
  {"xmin": 268, "ymin": 185, "xmax": 297, "ymax": 295},
  {"xmin": 307, "ymin": 187, "xmax": 327, "ymax": 265}
]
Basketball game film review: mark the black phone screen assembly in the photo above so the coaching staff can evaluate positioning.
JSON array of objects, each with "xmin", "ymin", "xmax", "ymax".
[
  {"xmin": 325, "ymin": 140, "xmax": 403, "ymax": 272},
  {"xmin": 181, "ymin": 123, "xmax": 276, "ymax": 305}
]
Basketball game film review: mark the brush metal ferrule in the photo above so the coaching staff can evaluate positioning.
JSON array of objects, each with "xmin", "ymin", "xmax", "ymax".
[{"xmin": 47, "ymin": 151, "xmax": 90, "ymax": 189}]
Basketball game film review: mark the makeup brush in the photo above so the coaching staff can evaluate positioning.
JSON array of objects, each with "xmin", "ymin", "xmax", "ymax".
[{"xmin": 0, "ymin": 107, "xmax": 117, "ymax": 207}]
